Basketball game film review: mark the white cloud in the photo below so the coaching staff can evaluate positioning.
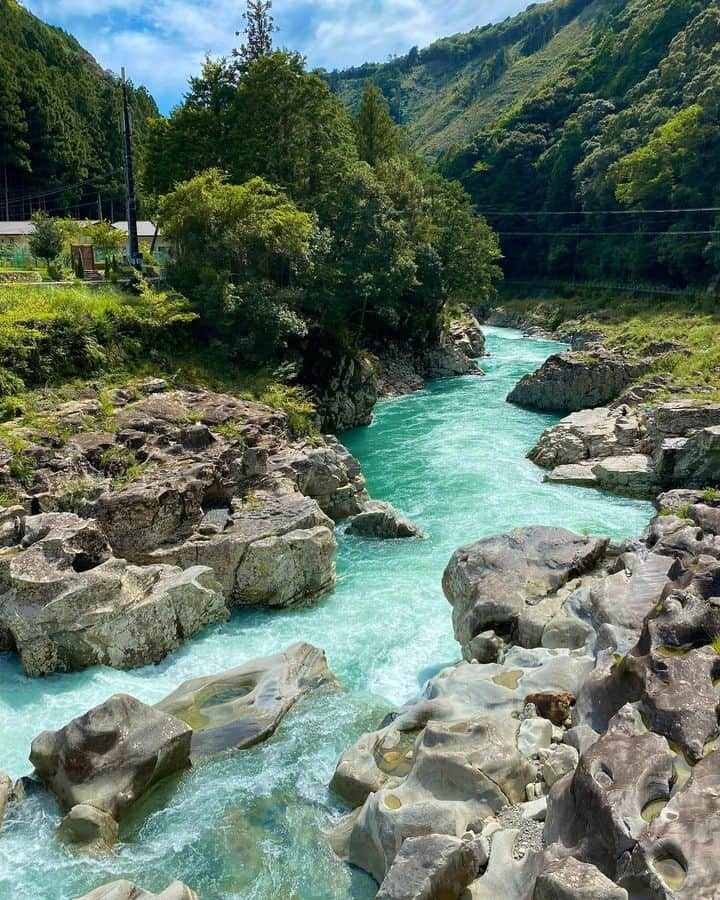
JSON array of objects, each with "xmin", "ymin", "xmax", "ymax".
[{"xmin": 20, "ymin": 0, "xmax": 542, "ymax": 109}]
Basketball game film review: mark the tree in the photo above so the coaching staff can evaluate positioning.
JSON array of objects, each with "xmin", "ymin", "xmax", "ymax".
[
  {"xmin": 233, "ymin": 0, "xmax": 275, "ymax": 74},
  {"xmin": 82, "ymin": 221, "xmax": 127, "ymax": 274},
  {"xmin": 229, "ymin": 52, "xmax": 357, "ymax": 205},
  {"xmin": 29, "ymin": 212, "xmax": 64, "ymax": 269},
  {"xmin": 354, "ymin": 80, "xmax": 399, "ymax": 167}
]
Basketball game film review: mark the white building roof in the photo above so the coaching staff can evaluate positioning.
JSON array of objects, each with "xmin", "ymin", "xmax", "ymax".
[
  {"xmin": 112, "ymin": 221, "xmax": 159, "ymax": 238},
  {"xmin": 0, "ymin": 221, "xmax": 36, "ymax": 236}
]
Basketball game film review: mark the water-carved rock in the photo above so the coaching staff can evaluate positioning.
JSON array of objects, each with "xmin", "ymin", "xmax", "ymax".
[{"xmin": 157, "ymin": 642, "xmax": 338, "ymax": 761}]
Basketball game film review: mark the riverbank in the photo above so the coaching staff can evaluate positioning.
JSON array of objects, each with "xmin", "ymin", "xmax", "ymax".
[
  {"xmin": 485, "ymin": 291, "xmax": 720, "ymax": 501},
  {"xmin": 0, "ymin": 328, "xmax": 654, "ymax": 899}
]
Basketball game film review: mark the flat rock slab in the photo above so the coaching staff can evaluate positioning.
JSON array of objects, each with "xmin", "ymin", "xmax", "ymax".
[{"xmin": 157, "ymin": 641, "xmax": 339, "ymax": 760}]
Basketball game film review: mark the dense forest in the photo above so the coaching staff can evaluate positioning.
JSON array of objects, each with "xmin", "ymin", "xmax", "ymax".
[
  {"xmin": 333, "ymin": 0, "xmax": 720, "ymax": 289},
  {"xmin": 327, "ymin": 0, "xmax": 611, "ymax": 158},
  {"xmin": 142, "ymin": 48, "xmax": 500, "ymax": 372},
  {"xmin": 0, "ymin": 0, "xmax": 157, "ymax": 220}
]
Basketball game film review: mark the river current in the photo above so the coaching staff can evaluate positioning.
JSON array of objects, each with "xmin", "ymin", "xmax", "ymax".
[{"xmin": 0, "ymin": 327, "xmax": 654, "ymax": 899}]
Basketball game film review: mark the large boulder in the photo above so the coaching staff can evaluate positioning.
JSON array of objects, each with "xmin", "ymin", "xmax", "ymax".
[
  {"xmin": 442, "ymin": 527, "xmax": 608, "ymax": 658},
  {"xmin": 157, "ymin": 642, "xmax": 338, "ymax": 761},
  {"xmin": 345, "ymin": 501, "xmax": 423, "ymax": 540},
  {"xmin": 336, "ymin": 717, "xmax": 533, "ymax": 883},
  {"xmin": 148, "ymin": 485, "xmax": 337, "ymax": 609},
  {"xmin": 507, "ymin": 350, "xmax": 651, "ymax": 414},
  {"xmin": 618, "ymin": 750, "xmax": 720, "ymax": 898},
  {"xmin": 377, "ymin": 833, "xmax": 488, "ymax": 900},
  {"xmin": 544, "ymin": 718, "xmax": 675, "ymax": 879},
  {"xmin": 0, "ymin": 513, "xmax": 226, "ymax": 676},
  {"xmin": 30, "ymin": 694, "xmax": 192, "ymax": 845},
  {"xmin": 331, "ymin": 649, "xmax": 591, "ymax": 809},
  {"xmin": 76, "ymin": 881, "xmax": 198, "ymax": 900}
]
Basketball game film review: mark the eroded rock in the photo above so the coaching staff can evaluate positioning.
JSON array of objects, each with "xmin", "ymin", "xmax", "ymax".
[
  {"xmin": 345, "ymin": 501, "xmax": 423, "ymax": 540},
  {"xmin": 30, "ymin": 694, "xmax": 192, "ymax": 845},
  {"xmin": 76, "ymin": 881, "xmax": 199, "ymax": 900},
  {"xmin": 157, "ymin": 642, "xmax": 338, "ymax": 761}
]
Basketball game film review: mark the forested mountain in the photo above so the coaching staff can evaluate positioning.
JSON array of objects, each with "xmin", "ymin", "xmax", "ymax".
[
  {"xmin": 328, "ymin": 0, "xmax": 613, "ymax": 158},
  {"xmin": 441, "ymin": 0, "xmax": 720, "ymax": 286},
  {"xmin": 333, "ymin": 0, "xmax": 720, "ymax": 288},
  {"xmin": 0, "ymin": 0, "xmax": 157, "ymax": 220}
]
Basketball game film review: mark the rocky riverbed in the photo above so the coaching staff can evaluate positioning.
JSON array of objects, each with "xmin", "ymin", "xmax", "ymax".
[{"xmin": 0, "ymin": 328, "xmax": 680, "ymax": 900}]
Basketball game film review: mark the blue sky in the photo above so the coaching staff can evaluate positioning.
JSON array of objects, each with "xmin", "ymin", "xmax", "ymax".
[{"xmin": 22, "ymin": 0, "xmax": 541, "ymax": 113}]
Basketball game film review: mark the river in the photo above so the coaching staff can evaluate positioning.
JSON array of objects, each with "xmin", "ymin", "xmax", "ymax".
[{"xmin": 0, "ymin": 327, "xmax": 654, "ymax": 899}]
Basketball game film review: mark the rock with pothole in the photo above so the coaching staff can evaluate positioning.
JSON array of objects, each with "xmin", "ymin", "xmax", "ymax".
[
  {"xmin": 0, "ymin": 513, "xmax": 226, "ymax": 676},
  {"xmin": 617, "ymin": 749, "xmax": 720, "ymax": 898},
  {"xmin": 76, "ymin": 880, "xmax": 199, "ymax": 900},
  {"xmin": 345, "ymin": 500, "xmax": 423, "ymax": 540},
  {"xmin": 376, "ymin": 832, "xmax": 488, "ymax": 900},
  {"xmin": 443, "ymin": 527, "xmax": 608, "ymax": 658},
  {"xmin": 157, "ymin": 642, "xmax": 338, "ymax": 761},
  {"xmin": 30, "ymin": 694, "xmax": 192, "ymax": 846},
  {"xmin": 331, "ymin": 650, "xmax": 592, "ymax": 808},
  {"xmin": 334, "ymin": 717, "xmax": 533, "ymax": 883},
  {"xmin": 544, "ymin": 723, "xmax": 675, "ymax": 880}
]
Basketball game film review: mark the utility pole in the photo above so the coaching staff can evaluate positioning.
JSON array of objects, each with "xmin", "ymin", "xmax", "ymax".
[
  {"xmin": 97, "ymin": 192, "xmax": 103, "ymax": 222},
  {"xmin": 121, "ymin": 67, "xmax": 142, "ymax": 271},
  {"xmin": 3, "ymin": 167, "xmax": 8, "ymax": 221}
]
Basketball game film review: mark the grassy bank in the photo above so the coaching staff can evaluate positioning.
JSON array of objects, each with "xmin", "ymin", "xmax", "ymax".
[
  {"xmin": 0, "ymin": 283, "xmax": 318, "ymax": 437},
  {"xmin": 494, "ymin": 284, "xmax": 720, "ymax": 402}
]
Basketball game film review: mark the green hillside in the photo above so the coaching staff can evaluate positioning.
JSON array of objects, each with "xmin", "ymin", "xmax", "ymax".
[
  {"xmin": 328, "ymin": 0, "xmax": 613, "ymax": 158},
  {"xmin": 440, "ymin": 0, "xmax": 720, "ymax": 286},
  {"xmin": 0, "ymin": 0, "xmax": 157, "ymax": 219}
]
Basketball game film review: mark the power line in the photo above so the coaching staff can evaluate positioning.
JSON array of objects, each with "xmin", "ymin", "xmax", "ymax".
[
  {"xmin": 498, "ymin": 230, "xmax": 720, "ymax": 237},
  {"xmin": 482, "ymin": 206, "xmax": 720, "ymax": 216},
  {"xmin": 5, "ymin": 174, "xmax": 114, "ymax": 206}
]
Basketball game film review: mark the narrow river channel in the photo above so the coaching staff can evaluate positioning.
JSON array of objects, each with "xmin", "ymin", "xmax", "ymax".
[{"xmin": 0, "ymin": 327, "xmax": 654, "ymax": 900}]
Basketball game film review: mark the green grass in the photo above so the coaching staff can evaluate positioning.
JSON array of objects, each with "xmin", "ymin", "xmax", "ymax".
[{"xmin": 495, "ymin": 287, "xmax": 720, "ymax": 402}]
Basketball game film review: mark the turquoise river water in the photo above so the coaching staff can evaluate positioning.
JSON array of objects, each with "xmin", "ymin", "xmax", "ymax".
[{"xmin": 0, "ymin": 328, "xmax": 654, "ymax": 900}]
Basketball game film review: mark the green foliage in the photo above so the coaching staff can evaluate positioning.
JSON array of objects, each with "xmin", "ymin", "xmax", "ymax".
[
  {"xmin": 28, "ymin": 212, "xmax": 63, "ymax": 265},
  {"xmin": 149, "ymin": 50, "xmax": 502, "ymax": 362},
  {"xmin": 0, "ymin": 0, "xmax": 157, "ymax": 216},
  {"xmin": 354, "ymin": 81, "xmax": 399, "ymax": 166},
  {"xmin": 258, "ymin": 384, "xmax": 317, "ymax": 437},
  {"xmin": 0, "ymin": 283, "xmax": 196, "ymax": 392},
  {"xmin": 439, "ymin": 0, "xmax": 720, "ymax": 287}
]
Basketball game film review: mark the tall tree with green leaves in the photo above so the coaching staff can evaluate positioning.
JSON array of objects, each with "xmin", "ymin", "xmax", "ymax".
[
  {"xmin": 234, "ymin": 0, "xmax": 276, "ymax": 74},
  {"xmin": 354, "ymin": 80, "xmax": 399, "ymax": 167},
  {"xmin": 28, "ymin": 212, "xmax": 64, "ymax": 269}
]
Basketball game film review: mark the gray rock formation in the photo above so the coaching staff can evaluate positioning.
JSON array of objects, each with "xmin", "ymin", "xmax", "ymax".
[
  {"xmin": 76, "ymin": 881, "xmax": 199, "ymax": 900},
  {"xmin": 447, "ymin": 315, "xmax": 486, "ymax": 359},
  {"xmin": 335, "ymin": 717, "xmax": 533, "ymax": 883},
  {"xmin": 530, "ymin": 401, "xmax": 720, "ymax": 498},
  {"xmin": 376, "ymin": 833, "xmax": 488, "ymax": 900},
  {"xmin": 442, "ymin": 526, "xmax": 608, "ymax": 657},
  {"xmin": 507, "ymin": 350, "xmax": 651, "ymax": 413},
  {"xmin": 345, "ymin": 501, "xmax": 423, "ymax": 539},
  {"xmin": 313, "ymin": 353, "xmax": 378, "ymax": 432},
  {"xmin": 534, "ymin": 857, "xmax": 628, "ymax": 899},
  {"xmin": 157, "ymin": 642, "xmax": 338, "ymax": 761},
  {"xmin": 30, "ymin": 694, "xmax": 192, "ymax": 847},
  {"xmin": 0, "ymin": 512, "xmax": 226, "ymax": 676}
]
